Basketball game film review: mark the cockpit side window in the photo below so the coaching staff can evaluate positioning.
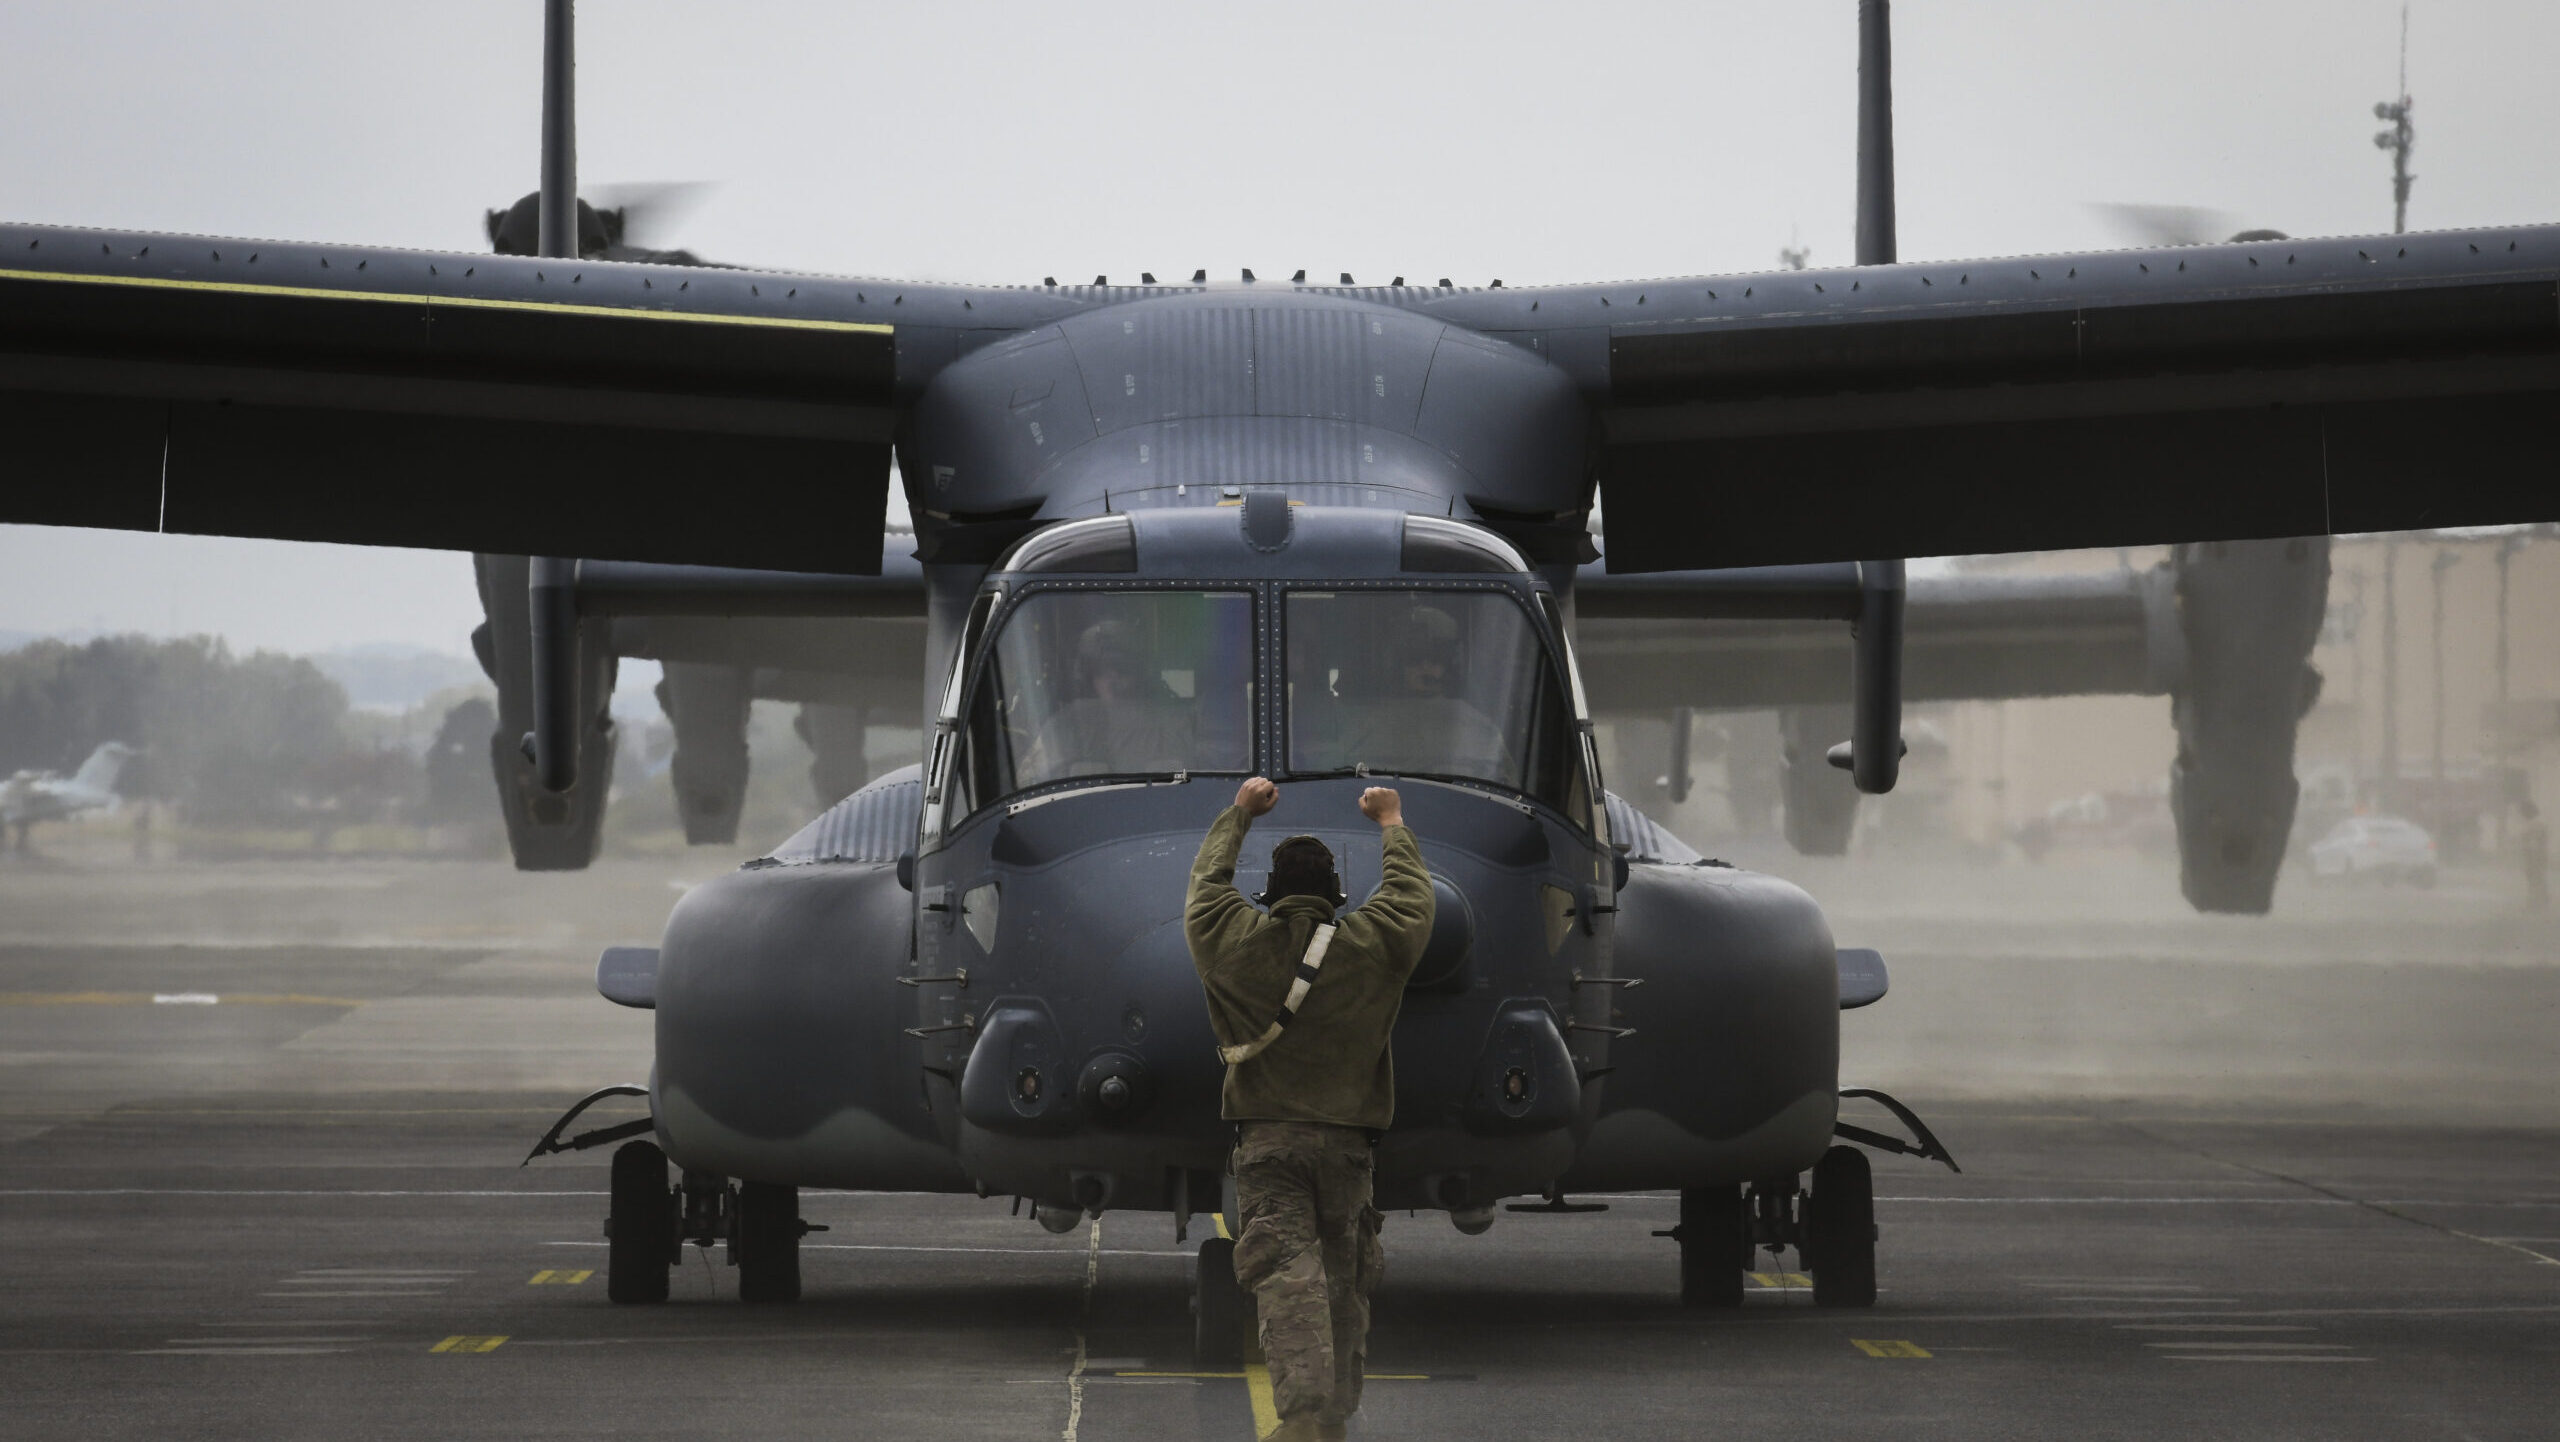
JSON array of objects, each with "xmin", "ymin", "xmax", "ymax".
[
  {"xmin": 1284, "ymin": 588, "xmax": 1588, "ymax": 826},
  {"xmin": 959, "ymin": 589, "xmax": 1255, "ymax": 815}
]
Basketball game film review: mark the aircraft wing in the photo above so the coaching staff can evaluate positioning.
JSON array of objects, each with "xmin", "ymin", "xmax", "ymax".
[
  {"xmin": 0, "ymin": 224, "xmax": 1077, "ymax": 572},
  {"xmin": 1427, "ymin": 225, "xmax": 2560, "ymax": 570}
]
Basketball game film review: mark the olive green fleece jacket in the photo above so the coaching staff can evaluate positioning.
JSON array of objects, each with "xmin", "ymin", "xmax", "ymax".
[{"xmin": 1185, "ymin": 806, "xmax": 1435, "ymax": 1129}]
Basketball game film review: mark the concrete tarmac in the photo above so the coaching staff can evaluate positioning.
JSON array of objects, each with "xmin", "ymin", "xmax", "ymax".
[{"xmin": 3, "ymin": 848, "xmax": 2556, "ymax": 1439}]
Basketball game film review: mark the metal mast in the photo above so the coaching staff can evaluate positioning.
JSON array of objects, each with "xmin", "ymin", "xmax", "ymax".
[{"xmin": 2373, "ymin": 6, "xmax": 2415, "ymax": 234}]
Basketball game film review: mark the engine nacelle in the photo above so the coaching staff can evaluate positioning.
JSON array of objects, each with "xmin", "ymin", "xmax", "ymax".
[{"xmin": 2168, "ymin": 537, "xmax": 2330, "ymax": 913}]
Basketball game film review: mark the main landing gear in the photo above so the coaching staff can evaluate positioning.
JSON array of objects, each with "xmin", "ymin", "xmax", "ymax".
[
  {"xmin": 1662, "ymin": 1146, "xmax": 1878, "ymax": 1309},
  {"xmin": 1660, "ymin": 1089, "xmax": 1958, "ymax": 1310},
  {"xmin": 604, "ymin": 1140, "xmax": 825, "ymax": 1304}
]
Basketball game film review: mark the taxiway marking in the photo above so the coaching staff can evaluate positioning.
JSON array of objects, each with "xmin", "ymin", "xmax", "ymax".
[
  {"xmin": 1060, "ymin": 1218, "xmax": 1100, "ymax": 1442},
  {"xmin": 1851, "ymin": 1339, "xmax": 1931, "ymax": 1358},
  {"xmin": 527, "ymin": 1270, "xmax": 592, "ymax": 1285},
  {"xmin": 429, "ymin": 1336, "xmax": 507, "ymax": 1354},
  {"xmin": 1244, "ymin": 1359, "xmax": 1281, "ymax": 1437}
]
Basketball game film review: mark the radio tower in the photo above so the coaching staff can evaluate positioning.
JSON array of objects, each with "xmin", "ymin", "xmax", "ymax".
[{"xmin": 2373, "ymin": 6, "xmax": 2415, "ymax": 234}]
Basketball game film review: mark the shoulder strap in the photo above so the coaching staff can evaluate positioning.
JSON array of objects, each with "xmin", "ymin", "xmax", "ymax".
[{"xmin": 1216, "ymin": 923, "xmax": 1337, "ymax": 1066}]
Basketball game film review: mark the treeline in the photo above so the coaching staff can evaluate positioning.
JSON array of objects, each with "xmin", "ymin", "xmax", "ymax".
[{"xmin": 0, "ymin": 634, "xmax": 482, "ymax": 830}]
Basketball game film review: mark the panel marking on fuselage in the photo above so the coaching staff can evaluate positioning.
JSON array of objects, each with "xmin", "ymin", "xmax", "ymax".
[{"xmin": 0, "ymin": 266, "xmax": 896, "ymax": 336}]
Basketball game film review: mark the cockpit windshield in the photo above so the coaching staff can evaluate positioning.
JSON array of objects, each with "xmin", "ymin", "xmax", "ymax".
[
  {"xmin": 961, "ymin": 590, "xmax": 1254, "ymax": 802},
  {"xmin": 1285, "ymin": 589, "xmax": 1586, "ymax": 816}
]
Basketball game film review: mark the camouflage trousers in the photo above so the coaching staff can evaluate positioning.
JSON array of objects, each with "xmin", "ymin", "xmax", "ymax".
[{"xmin": 1231, "ymin": 1121, "xmax": 1385, "ymax": 1427}]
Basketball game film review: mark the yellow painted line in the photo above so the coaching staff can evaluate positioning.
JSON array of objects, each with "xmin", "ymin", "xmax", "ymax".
[
  {"xmin": 1851, "ymin": 1339, "xmax": 1931, "ymax": 1358},
  {"xmin": 0, "ymin": 264, "xmax": 894, "ymax": 336},
  {"xmin": 0, "ymin": 991, "xmax": 363, "ymax": 1007},
  {"xmin": 527, "ymin": 1270, "xmax": 591, "ymax": 1285},
  {"xmin": 1214, "ymin": 1212, "xmax": 1233, "ymax": 1240},
  {"xmin": 429, "ymin": 1335, "xmax": 507, "ymax": 1354},
  {"xmin": 1244, "ymin": 1359, "xmax": 1280, "ymax": 1437},
  {"xmin": 1748, "ymin": 1272, "xmax": 1811, "ymax": 1287}
]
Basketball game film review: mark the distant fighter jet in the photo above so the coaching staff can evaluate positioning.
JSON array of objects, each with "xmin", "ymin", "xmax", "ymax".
[{"xmin": 1, "ymin": 742, "xmax": 136, "ymax": 851}]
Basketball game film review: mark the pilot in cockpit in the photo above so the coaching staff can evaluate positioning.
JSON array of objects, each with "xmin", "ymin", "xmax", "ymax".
[
  {"xmin": 1021, "ymin": 619, "xmax": 1198, "ymax": 781},
  {"xmin": 1339, "ymin": 605, "xmax": 1513, "ymax": 781}
]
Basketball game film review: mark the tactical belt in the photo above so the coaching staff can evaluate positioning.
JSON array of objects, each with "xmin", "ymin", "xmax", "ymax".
[{"xmin": 1217, "ymin": 923, "xmax": 1337, "ymax": 1065}]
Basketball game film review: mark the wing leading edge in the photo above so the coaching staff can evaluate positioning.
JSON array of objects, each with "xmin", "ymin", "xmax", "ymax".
[
  {"xmin": 0, "ymin": 225, "xmax": 1075, "ymax": 572},
  {"xmin": 1422, "ymin": 224, "xmax": 2560, "ymax": 570}
]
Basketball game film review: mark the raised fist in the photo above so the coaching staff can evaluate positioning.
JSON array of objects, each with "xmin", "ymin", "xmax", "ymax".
[
  {"xmin": 1358, "ymin": 786, "xmax": 1403, "ymax": 828},
  {"xmin": 1235, "ymin": 777, "xmax": 1279, "ymax": 817}
]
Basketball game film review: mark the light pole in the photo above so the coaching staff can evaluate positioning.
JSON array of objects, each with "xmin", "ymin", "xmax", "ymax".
[{"xmin": 2373, "ymin": 6, "xmax": 2415, "ymax": 234}]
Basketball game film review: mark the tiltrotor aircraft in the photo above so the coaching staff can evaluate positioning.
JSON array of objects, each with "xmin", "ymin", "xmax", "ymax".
[
  {"xmin": 3, "ymin": 0, "xmax": 2554, "ymax": 1355},
  {"xmin": 0, "ymin": 741, "xmax": 135, "ymax": 851}
]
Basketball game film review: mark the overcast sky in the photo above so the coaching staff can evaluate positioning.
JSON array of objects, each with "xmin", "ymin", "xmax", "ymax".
[{"xmin": 2, "ymin": 0, "xmax": 2554, "ymax": 656}]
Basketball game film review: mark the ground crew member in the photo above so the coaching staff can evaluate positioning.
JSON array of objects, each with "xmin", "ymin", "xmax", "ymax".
[{"xmin": 1186, "ymin": 777, "xmax": 1434, "ymax": 1440}]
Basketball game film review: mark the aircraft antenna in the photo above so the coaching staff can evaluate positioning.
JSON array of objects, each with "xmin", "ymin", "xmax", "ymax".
[{"xmin": 2373, "ymin": 5, "xmax": 2415, "ymax": 234}]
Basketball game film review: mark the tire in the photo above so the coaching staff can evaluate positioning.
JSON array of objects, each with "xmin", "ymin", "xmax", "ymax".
[
  {"xmin": 735, "ymin": 1182, "xmax": 802, "ymax": 1304},
  {"xmin": 607, "ymin": 1140, "xmax": 674, "ymax": 1304},
  {"xmin": 1193, "ymin": 1236, "xmax": 1248, "ymax": 1365},
  {"xmin": 1806, "ymin": 1145, "xmax": 1877, "ymax": 1308},
  {"xmin": 1677, "ymin": 1186, "xmax": 1746, "ymax": 1308}
]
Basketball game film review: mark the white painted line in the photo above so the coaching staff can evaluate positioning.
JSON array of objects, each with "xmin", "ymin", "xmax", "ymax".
[
  {"xmin": 2023, "ymin": 1282, "xmax": 2205, "ymax": 1290},
  {"xmin": 2143, "ymin": 1342, "xmax": 2354, "ymax": 1350},
  {"xmin": 167, "ymin": 1342, "xmax": 371, "ymax": 1352},
  {"xmin": 2114, "ymin": 1324, "xmax": 2317, "ymax": 1332},
  {"xmin": 151, "ymin": 993, "xmax": 219, "ymax": 1005},
  {"xmin": 537, "ymin": 1239, "xmax": 1189, "ymax": 1259},
  {"xmin": 258, "ymin": 1290, "xmax": 449, "ymax": 1298},
  {"xmin": 0, "ymin": 1189, "xmax": 606, "ymax": 1197},
  {"xmin": 2161, "ymin": 1355, "xmax": 2370, "ymax": 1363},
  {"xmin": 138, "ymin": 1345, "xmax": 354, "ymax": 1357},
  {"xmin": 2052, "ymin": 1297, "xmax": 2239, "ymax": 1304}
]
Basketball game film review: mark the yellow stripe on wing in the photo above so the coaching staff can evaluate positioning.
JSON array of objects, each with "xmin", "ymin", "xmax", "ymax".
[{"xmin": 0, "ymin": 265, "xmax": 894, "ymax": 335}]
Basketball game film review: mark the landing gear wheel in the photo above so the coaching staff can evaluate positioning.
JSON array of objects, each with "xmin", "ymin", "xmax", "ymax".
[
  {"xmin": 735, "ymin": 1181, "xmax": 802, "ymax": 1303},
  {"xmin": 1677, "ymin": 1185, "xmax": 1747, "ymax": 1307},
  {"xmin": 607, "ymin": 1140, "xmax": 675, "ymax": 1304},
  {"xmin": 1806, "ymin": 1145, "xmax": 1877, "ymax": 1308},
  {"xmin": 1193, "ymin": 1235, "xmax": 1248, "ymax": 1365}
]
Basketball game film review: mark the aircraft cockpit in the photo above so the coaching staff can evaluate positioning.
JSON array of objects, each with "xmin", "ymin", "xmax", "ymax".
[{"xmin": 919, "ymin": 505, "xmax": 1604, "ymax": 844}]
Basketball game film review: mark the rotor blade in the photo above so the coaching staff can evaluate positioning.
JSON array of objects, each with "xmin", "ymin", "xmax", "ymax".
[
  {"xmin": 587, "ymin": 182, "xmax": 719, "ymax": 251},
  {"xmin": 2088, "ymin": 202, "xmax": 2234, "ymax": 250}
]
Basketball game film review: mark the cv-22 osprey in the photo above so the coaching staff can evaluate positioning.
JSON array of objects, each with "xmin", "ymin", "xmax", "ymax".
[{"xmin": 2, "ymin": 0, "xmax": 2555, "ymax": 1354}]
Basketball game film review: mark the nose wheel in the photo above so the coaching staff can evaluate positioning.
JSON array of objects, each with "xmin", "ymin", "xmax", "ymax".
[{"xmin": 1193, "ymin": 1235, "xmax": 1249, "ymax": 1364}]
